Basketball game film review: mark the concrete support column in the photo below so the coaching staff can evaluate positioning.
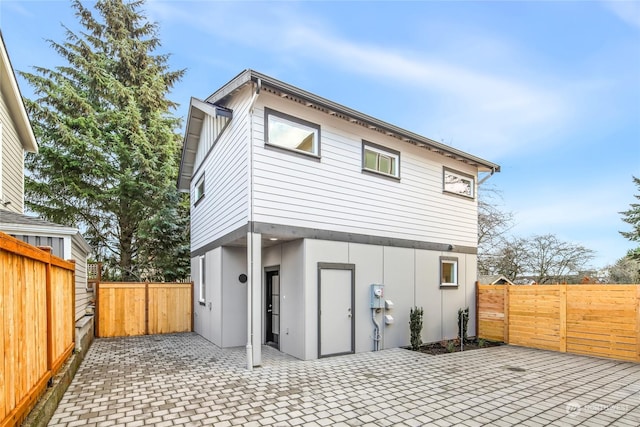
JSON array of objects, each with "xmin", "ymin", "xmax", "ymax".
[{"xmin": 247, "ymin": 232, "xmax": 262, "ymax": 367}]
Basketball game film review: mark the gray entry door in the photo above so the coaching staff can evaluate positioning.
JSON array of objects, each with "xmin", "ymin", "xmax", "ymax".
[{"xmin": 318, "ymin": 264, "xmax": 355, "ymax": 358}]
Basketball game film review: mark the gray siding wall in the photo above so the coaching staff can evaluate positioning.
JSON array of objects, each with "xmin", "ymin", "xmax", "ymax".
[
  {"xmin": 190, "ymin": 86, "xmax": 252, "ymax": 252},
  {"xmin": 0, "ymin": 92, "xmax": 25, "ymax": 214},
  {"xmin": 251, "ymin": 92, "xmax": 479, "ymax": 248},
  {"xmin": 13, "ymin": 235, "xmax": 65, "ymax": 256},
  {"xmin": 262, "ymin": 240, "xmax": 305, "ymax": 360},
  {"xmin": 71, "ymin": 239, "xmax": 89, "ymax": 322},
  {"xmin": 302, "ymin": 238, "xmax": 476, "ymax": 360},
  {"xmin": 193, "ymin": 248, "xmax": 223, "ymax": 346}
]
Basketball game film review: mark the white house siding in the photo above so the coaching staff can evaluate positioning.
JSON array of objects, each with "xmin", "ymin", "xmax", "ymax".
[
  {"xmin": 0, "ymin": 92, "xmax": 25, "ymax": 213},
  {"xmin": 250, "ymin": 93, "xmax": 479, "ymax": 248},
  {"xmin": 301, "ymin": 238, "xmax": 476, "ymax": 360},
  {"xmin": 190, "ymin": 86, "xmax": 252, "ymax": 251},
  {"xmin": 71, "ymin": 238, "xmax": 89, "ymax": 321}
]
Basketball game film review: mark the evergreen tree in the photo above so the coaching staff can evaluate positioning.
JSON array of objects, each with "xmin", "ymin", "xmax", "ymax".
[
  {"xmin": 21, "ymin": 0, "xmax": 188, "ymax": 280},
  {"xmin": 620, "ymin": 176, "xmax": 640, "ymax": 261}
]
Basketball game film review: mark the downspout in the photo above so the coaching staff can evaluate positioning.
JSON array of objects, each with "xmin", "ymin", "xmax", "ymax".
[{"xmin": 246, "ymin": 78, "xmax": 262, "ymax": 371}]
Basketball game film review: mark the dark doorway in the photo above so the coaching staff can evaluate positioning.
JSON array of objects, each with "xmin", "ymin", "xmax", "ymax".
[{"xmin": 265, "ymin": 267, "xmax": 280, "ymax": 349}]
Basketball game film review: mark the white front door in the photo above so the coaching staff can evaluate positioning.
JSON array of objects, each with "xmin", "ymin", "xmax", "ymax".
[{"xmin": 319, "ymin": 265, "xmax": 354, "ymax": 357}]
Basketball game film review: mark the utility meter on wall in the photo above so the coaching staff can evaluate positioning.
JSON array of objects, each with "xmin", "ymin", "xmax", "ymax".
[{"xmin": 370, "ymin": 284, "xmax": 385, "ymax": 309}]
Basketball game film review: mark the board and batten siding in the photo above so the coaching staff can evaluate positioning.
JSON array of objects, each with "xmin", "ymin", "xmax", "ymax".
[
  {"xmin": 251, "ymin": 93, "xmax": 479, "ymax": 247},
  {"xmin": 0, "ymin": 92, "xmax": 25, "ymax": 213},
  {"xmin": 190, "ymin": 86, "xmax": 252, "ymax": 251}
]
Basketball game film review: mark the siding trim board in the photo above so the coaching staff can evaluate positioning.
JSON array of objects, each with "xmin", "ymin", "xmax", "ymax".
[{"xmin": 190, "ymin": 221, "xmax": 476, "ymax": 257}]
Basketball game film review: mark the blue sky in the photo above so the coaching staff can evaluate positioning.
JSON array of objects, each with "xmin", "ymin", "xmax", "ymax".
[{"xmin": 1, "ymin": 0, "xmax": 639, "ymax": 268}]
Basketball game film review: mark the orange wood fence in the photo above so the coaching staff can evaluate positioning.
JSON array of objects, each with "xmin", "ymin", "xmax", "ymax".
[
  {"xmin": 96, "ymin": 282, "xmax": 193, "ymax": 337},
  {"xmin": 0, "ymin": 232, "xmax": 75, "ymax": 427},
  {"xmin": 477, "ymin": 283, "xmax": 640, "ymax": 362}
]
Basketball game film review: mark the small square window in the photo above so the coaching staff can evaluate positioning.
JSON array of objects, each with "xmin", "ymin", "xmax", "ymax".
[
  {"xmin": 362, "ymin": 141, "xmax": 400, "ymax": 178},
  {"xmin": 443, "ymin": 168, "xmax": 475, "ymax": 199},
  {"xmin": 265, "ymin": 108, "xmax": 320, "ymax": 156},
  {"xmin": 194, "ymin": 175, "xmax": 205, "ymax": 205},
  {"xmin": 440, "ymin": 257, "xmax": 458, "ymax": 287}
]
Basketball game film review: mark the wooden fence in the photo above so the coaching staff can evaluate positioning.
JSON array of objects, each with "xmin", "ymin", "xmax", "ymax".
[
  {"xmin": 477, "ymin": 283, "xmax": 640, "ymax": 362},
  {"xmin": 0, "ymin": 232, "xmax": 75, "ymax": 427},
  {"xmin": 96, "ymin": 282, "xmax": 193, "ymax": 337}
]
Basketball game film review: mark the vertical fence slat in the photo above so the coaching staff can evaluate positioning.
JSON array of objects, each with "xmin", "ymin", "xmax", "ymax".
[{"xmin": 559, "ymin": 285, "xmax": 567, "ymax": 353}]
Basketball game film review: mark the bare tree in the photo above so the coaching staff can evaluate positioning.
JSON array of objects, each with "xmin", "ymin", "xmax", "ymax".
[
  {"xmin": 477, "ymin": 186, "xmax": 514, "ymax": 275},
  {"xmin": 525, "ymin": 234, "xmax": 595, "ymax": 283}
]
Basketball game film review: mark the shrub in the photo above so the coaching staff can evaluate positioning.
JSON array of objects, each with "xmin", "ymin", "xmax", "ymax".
[
  {"xmin": 409, "ymin": 306, "xmax": 424, "ymax": 351},
  {"xmin": 446, "ymin": 340, "xmax": 456, "ymax": 353},
  {"xmin": 457, "ymin": 307, "xmax": 469, "ymax": 342}
]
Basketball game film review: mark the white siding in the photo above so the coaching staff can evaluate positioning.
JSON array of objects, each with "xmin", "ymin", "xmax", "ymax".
[
  {"xmin": 190, "ymin": 86, "xmax": 252, "ymax": 251},
  {"xmin": 71, "ymin": 239, "xmax": 89, "ymax": 322},
  {"xmin": 251, "ymin": 93, "xmax": 479, "ymax": 247},
  {"xmin": 0, "ymin": 92, "xmax": 24, "ymax": 213}
]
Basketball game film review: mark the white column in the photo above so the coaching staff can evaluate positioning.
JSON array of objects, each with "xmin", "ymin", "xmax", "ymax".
[{"xmin": 247, "ymin": 231, "xmax": 262, "ymax": 367}]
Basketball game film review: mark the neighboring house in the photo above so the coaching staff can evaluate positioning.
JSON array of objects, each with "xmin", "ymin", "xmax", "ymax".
[
  {"xmin": 479, "ymin": 274, "xmax": 515, "ymax": 285},
  {"xmin": 178, "ymin": 69, "xmax": 500, "ymax": 365},
  {"xmin": 0, "ymin": 31, "xmax": 93, "ymax": 347}
]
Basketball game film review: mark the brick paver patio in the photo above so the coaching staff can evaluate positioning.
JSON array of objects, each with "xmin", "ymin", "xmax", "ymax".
[{"xmin": 49, "ymin": 333, "xmax": 640, "ymax": 426}]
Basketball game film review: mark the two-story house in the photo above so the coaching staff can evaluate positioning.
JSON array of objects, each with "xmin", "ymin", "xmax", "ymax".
[
  {"xmin": 178, "ymin": 69, "xmax": 500, "ymax": 367},
  {"xmin": 0, "ymin": 31, "xmax": 93, "ymax": 348}
]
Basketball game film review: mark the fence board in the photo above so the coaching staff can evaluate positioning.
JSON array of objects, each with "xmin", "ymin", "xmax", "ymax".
[
  {"xmin": 97, "ymin": 282, "xmax": 193, "ymax": 338},
  {"xmin": 477, "ymin": 283, "xmax": 640, "ymax": 362},
  {"xmin": 0, "ymin": 232, "xmax": 74, "ymax": 427}
]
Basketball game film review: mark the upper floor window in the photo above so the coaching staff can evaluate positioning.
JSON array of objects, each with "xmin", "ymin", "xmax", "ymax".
[
  {"xmin": 362, "ymin": 141, "xmax": 400, "ymax": 179},
  {"xmin": 443, "ymin": 168, "xmax": 475, "ymax": 199},
  {"xmin": 265, "ymin": 108, "xmax": 320, "ymax": 157},
  {"xmin": 194, "ymin": 175, "xmax": 205, "ymax": 205}
]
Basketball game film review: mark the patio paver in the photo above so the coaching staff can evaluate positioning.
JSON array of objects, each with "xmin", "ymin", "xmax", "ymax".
[{"xmin": 49, "ymin": 333, "xmax": 640, "ymax": 426}]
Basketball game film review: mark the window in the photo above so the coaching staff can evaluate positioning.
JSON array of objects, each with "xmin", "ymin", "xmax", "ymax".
[
  {"xmin": 362, "ymin": 141, "xmax": 400, "ymax": 178},
  {"xmin": 443, "ymin": 168, "xmax": 475, "ymax": 199},
  {"xmin": 265, "ymin": 108, "xmax": 320, "ymax": 156},
  {"xmin": 440, "ymin": 257, "xmax": 458, "ymax": 287},
  {"xmin": 194, "ymin": 175, "xmax": 205, "ymax": 205},
  {"xmin": 198, "ymin": 255, "xmax": 206, "ymax": 304}
]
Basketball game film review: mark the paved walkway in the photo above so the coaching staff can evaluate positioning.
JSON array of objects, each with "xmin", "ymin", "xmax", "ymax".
[{"xmin": 49, "ymin": 333, "xmax": 640, "ymax": 426}]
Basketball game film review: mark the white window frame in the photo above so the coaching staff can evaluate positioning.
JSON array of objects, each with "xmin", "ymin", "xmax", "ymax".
[
  {"xmin": 198, "ymin": 255, "xmax": 206, "ymax": 304},
  {"xmin": 265, "ymin": 108, "xmax": 321, "ymax": 157},
  {"xmin": 362, "ymin": 141, "xmax": 400, "ymax": 179},
  {"xmin": 440, "ymin": 257, "xmax": 458, "ymax": 288},
  {"xmin": 194, "ymin": 175, "xmax": 205, "ymax": 206},
  {"xmin": 443, "ymin": 167, "xmax": 475, "ymax": 199}
]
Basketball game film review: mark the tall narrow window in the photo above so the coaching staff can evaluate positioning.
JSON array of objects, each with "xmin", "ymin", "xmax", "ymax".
[
  {"xmin": 362, "ymin": 141, "xmax": 400, "ymax": 178},
  {"xmin": 443, "ymin": 168, "xmax": 475, "ymax": 199},
  {"xmin": 265, "ymin": 108, "xmax": 320, "ymax": 156},
  {"xmin": 440, "ymin": 257, "xmax": 458, "ymax": 287},
  {"xmin": 199, "ymin": 255, "xmax": 206, "ymax": 304},
  {"xmin": 194, "ymin": 175, "xmax": 205, "ymax": 205}
]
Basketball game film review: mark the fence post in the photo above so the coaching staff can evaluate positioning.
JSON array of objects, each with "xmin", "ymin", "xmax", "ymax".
[
  {"xmin": 41, "ymin": 247, "xmax": 53, "ymax": 374},
  {"xmin": 636, "ymin": 286, "xmax": 640, "ymax": 362},
  {"xmin": 560, "ymin": 284, "xmax": 567, "ymax": 353},
  {"xmin": 503, "ymin": 285, "xmax": 509, "ymax": 343},
  {"xmin": 145, "ymin": 283, "xmax": 149, "ymax": 336},
  {"xmin": 475, "ymin": 281, "xmax": 479, "ymax": 339},
  {"xmin": 95, "ymin": 282, "xmax": 100, "ymax": 338}
]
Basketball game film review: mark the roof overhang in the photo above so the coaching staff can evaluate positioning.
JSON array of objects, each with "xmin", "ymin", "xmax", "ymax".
[
  {"xmin": 177, "ymin": 98, "xmax": 233, "ymax": 191},
  {"xmin": 205, "ymin": 69, "xmax": 500, "ymax": 173},
  {"xmin": 0, "ymin": 218, "xmax": 92, "ymax": 255},
  {"xmin": 0, "ymin": 31, "xmax": 38, "ymax": 153}
]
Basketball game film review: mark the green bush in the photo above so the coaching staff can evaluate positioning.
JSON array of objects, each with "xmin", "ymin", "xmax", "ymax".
[
  {"xmin": 409, "ymin": 306, "xmax": 424, "ymax": 351},
  {"xmin": 458, "ymin": 307, "xmax": 469, "ymax": 342}
]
